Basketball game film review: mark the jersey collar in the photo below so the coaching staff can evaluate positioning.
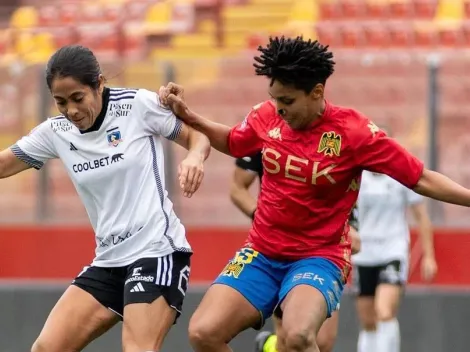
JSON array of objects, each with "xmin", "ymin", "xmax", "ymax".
[{"xmin": 79, "ymin": 87, "xmax": 110, "ymax": 134}]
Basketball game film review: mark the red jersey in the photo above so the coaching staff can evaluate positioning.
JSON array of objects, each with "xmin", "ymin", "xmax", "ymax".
[{"xmin": 228, "ymin": 100, "xmax": 423, "ymax": 280}]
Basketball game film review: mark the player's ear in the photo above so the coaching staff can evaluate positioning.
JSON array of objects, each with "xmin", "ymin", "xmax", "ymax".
[
  {"xmin": 310, "ymin": 83, "xmax": 324, "ymax": 100},
  {"xmin": 97, "ymin": 74, "xmax": 105, "ymax": 95}
]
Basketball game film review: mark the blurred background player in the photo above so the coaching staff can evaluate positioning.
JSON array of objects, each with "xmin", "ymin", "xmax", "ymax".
[
  {"xmin": 0, "ymin": 44, "xmax": 210, "ymax": 352},
  {"xmin": 353, "ymin": 127, "xmax": 437, "ymax": 352},
  {"xmin": 230, "ymin": 152, "xmax": 361, "ymax": 352},
  {"xmin": 159, "ymin": 36, "xmax": 470, "ymax": 352}
]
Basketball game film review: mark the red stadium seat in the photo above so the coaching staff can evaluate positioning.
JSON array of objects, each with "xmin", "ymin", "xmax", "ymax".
[
  {"xmin": 49, "ymin": 27, "xmax": 77, "ymax": 48},
  {"xmin": 37, "ymin": 5, "xmax": 60, "ymax": 27},
  {"xmin": 438, "ymin": 26, "xmax": 464, "ymax": 47},
  {"xmin": 339, "ymin": 23, "xmax": 364, "ymax": 48},
  {"xmin": 412, "ymin": 0, "xmax": 437, "ymax": 19},
  {"xmin": 365, "ymin": 1, "xmax": 390, "ymax": 19},
  {"xmin": 124, "ymin": 0, "xmax": 153, "ymax": 22},
  {"xmin": 103, "ymin": 3, "xmax": 123, "ymax": 23},
  {"xmin": 340, "ymin": 0, "xmax": 365, "ymax": 19},
  {"xmin": 59, "ymin": 3, "xmax": 81, "ymax": 26},
  {"xmin": 318, "ymin": 1, "xmax": 342, "ymax": 20},
  {"xmin": 81, "ymin": 4, "xmax": 106, "ymax": 24},
  {"xmin": 363, "ymin": 23, "xmax": 390, "ymax": 48},
  {"xmin": 77, "ymin": 25, "xmax": 120, "ymax": 57},
  {"xmin": 388, "ymin": 22, "xmax": 414, "ymax": 47},
  {"xmin": 465, "ymin": 1, "xmax": 470, "ymax": 18},
  {"xmin": 413, "ymin": 25, "xmax": 437, "ymax": 47},
  {"xmin": 389, "ymin": 0, "xmax": 412, "ymax": 19},
  {"xmin": 315, "ymin": 24, "xmax": 342, "ymax": 47}
]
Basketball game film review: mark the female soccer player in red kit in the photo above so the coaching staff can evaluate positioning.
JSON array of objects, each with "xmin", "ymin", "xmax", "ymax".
[{"xmin": 160, "ymin": 36, "xmax": 470, "ymax": 352}]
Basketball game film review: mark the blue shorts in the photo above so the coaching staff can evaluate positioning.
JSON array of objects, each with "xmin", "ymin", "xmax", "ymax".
[{"xmin": 214, "ymin": 247, "xmax": 344, "ymax": 328}]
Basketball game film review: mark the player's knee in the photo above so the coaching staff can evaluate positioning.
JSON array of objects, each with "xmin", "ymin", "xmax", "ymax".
[
  {"xmin": 31, "ymin": 338, "xmax": 66, "ymax": 352},
  {"xmin": 375, "ymin": 305, "xmax": 396, "ymax": 322},
  {"xmin": 188, "ymin": 318, "xmax": 220, "ymax": 348},
  {"xmin": 284, "ymin": 328, "xmax": 316, "ymax": 352}
]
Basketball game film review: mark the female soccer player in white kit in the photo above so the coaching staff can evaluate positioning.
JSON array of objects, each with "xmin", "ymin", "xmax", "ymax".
[
  {"xmin": 0, "ymin": 45, "xmax": 211, "ymax": 352},
  {"xmin": 353, "ymin": 160, "xmax": 437, "ymax": 352}
]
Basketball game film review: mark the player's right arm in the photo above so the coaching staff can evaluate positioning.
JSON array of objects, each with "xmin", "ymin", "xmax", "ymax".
[
  {"xmin": 230, "ymin": 158, "xmax": 258, "ymax": 219},
  {"xmin": 352, "ymin": 116, "xmax": 470, "ymax": 207},
  {"xmin": 0, "ymin": 121, "xmax": 57, "ymax": 179},
  {"xmin": 0, "ymin": 149, "xmax": 31, "ymax": 178},
  {"xmin": 159, "ymin": 82, "xmax": 263, "ymax": 157}
]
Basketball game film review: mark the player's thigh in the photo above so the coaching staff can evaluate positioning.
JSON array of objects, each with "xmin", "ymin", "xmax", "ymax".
[
  {"xmin": 33, "ymin": 285, "xmax": 119, "ymax": 352},
  {"xmin": 317, "ymin": 311, "xmax": 339, "ymax": 352},
  {"xmin": 278, "ymin": 258, "xmax": 345, "ymax": 348},
  {"xmin": 122, "ymin": 252, "xmax": 190, "ymax": 352},
  {"xmin": 353, "ymin": 265, "xmax": 379, "ymax": 330},
  {"xmin": 375, "ymin": 259, "xmax": 406, "ymax": 321},
  {"xmin": 189, "ymin": 247, "xmax": 280, "ymax": 343}
]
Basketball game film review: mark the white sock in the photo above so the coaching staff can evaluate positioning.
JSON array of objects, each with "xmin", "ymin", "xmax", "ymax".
[
  {"xmin": 376, "ymin": 319, "xmax": 400, "ymax": 352},
  {"xmin": 357, "ymin": 330, "xmax": 377, "ymax": 352}
]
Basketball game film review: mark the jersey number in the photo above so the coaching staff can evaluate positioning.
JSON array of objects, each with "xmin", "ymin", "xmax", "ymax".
[{"xmin": 234, "ymin": 248, "xmax": 259, "ymax": 265}]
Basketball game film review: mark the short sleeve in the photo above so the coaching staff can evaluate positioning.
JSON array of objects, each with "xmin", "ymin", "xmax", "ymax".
[
  {"xmin": 11, "ymin": 120, "xmax": 58, "ymax": 170},
  {"xmin": 228, "ymin": 107, "xmax": 263, "ymax": 158},
  {"xmin": 136, "ymin": 89, "xmax": 183, "ymax": 140},
  {"xmin": 235, "ymin": 152, "xmax": 263, "ymax": 173},
  {"xmin": 352, "ymin": 117, "xmax": 424, "ymax": 189}
]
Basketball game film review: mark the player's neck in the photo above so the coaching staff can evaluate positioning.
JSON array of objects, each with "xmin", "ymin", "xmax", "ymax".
[{"xmin": 306, "ymin": 99, "xmax": 327, "ymax": 128}]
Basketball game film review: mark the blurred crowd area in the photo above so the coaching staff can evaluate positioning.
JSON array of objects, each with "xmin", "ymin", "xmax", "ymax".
[{"xmin": 0, "ymin": 0, "xmax": 470, "ymax": 227}]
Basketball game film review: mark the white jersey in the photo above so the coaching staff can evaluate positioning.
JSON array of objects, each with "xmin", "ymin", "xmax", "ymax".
[
  {"xmin": 352, "ymin": 171, "xmax": 423, "ymax": 266},
  {"xmin": 12, "ymin": 87, "xmax": 191, "ymax": 267}
]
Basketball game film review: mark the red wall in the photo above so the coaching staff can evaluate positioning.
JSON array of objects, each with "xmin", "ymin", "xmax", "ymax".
[{"xmin": 1, "ymin": 226, "xmax": 469, "ymax": 287}]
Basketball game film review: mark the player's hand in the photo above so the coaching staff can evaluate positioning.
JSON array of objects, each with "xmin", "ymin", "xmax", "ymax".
[
  {"xmin": 421, "ymin": 255, "xmax": 438, "ymax": 282},
  {"xmin": 178, "ymin": 151, "xmax": 204, "ymax": 198},
  {"xmin": 159, "ymin": 82, "xmax": 188, "ymax": 118},
  {"xmin": 349, "ymin": 227, "xmax": 361, "ymax": 255}
]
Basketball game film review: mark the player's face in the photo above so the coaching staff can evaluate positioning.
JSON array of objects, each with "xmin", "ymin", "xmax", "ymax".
[
  {"xmin": 269, "ymin": 80, "xmax": 325, "ymax": 130},
  {"xmin": 51, "ymin": 75, "xmax": 105, "ymax": 130}
]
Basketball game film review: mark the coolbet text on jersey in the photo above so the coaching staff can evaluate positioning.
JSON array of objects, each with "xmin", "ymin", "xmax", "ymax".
[{"xmin": 228, "ymin": 100, "xmax": 424, "ymax": 279}]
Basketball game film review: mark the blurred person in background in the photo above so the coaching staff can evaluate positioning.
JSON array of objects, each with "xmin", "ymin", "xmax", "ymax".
[
  {"xmin": 159, "ymin": 36, "xmax": 470, "ymax": 352},
  {"xmin": 353, "ymin": 127, "xmax": 437, "ymax": 352},
  {"xmin": 0, "ymin": 44, "xmax": 210, "ymax": 352},
  {"xmin": 229, "ymin": 152, "xmax": 361, "ymax": 352}
]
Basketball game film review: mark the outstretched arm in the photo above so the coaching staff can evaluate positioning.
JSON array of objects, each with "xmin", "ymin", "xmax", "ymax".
[
  {"xmin": 414, "ymin": 169, "xmax": 470, "ymax": 206},
  {"xmin": 179, "ymin": 108, "xmax": 233, "ymax": 156},
  {"xmin": 159, "ymin": 83, "xmax": 262, "ymax": 157},
  {"xmin": 0, "ymin": 148, "xmax": 31, "ymax": 179}
]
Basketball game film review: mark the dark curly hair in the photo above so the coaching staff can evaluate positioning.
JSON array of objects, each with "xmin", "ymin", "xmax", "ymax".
[{"xmin": 253, "ymin": 36, "xmax": 336, "ymax": 93}]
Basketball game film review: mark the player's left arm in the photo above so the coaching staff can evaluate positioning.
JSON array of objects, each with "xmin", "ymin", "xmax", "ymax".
[
  {"xmin": 409, "ymin": 198, "xmax": 437, "ymax": 282},
  {"xmin": 353, "ymin": 118, "xmax": 470, "ymax": 207}
]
